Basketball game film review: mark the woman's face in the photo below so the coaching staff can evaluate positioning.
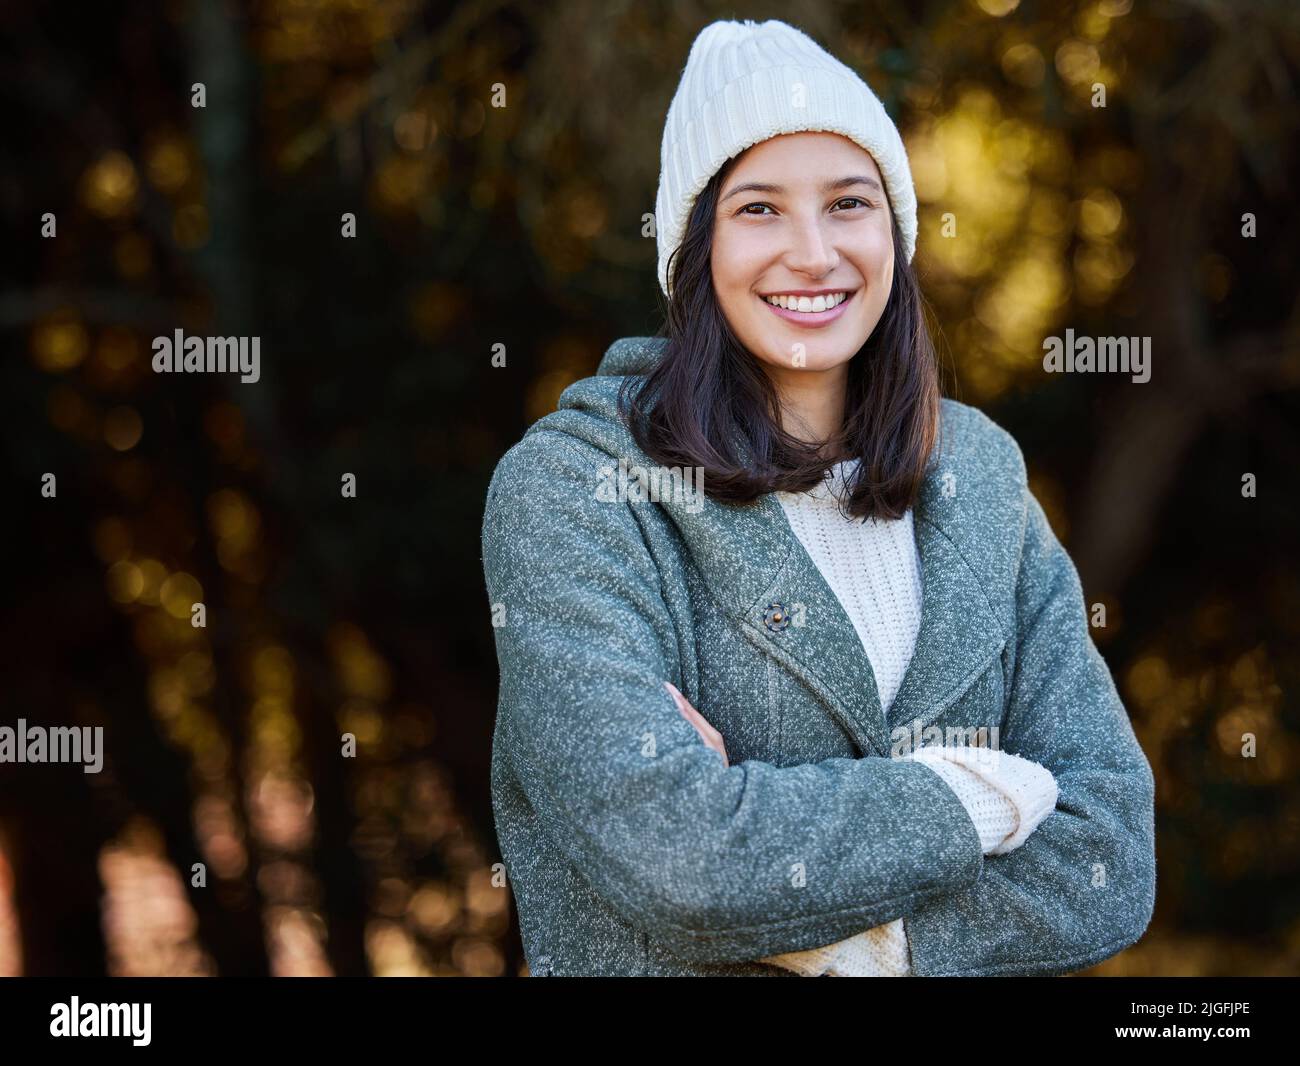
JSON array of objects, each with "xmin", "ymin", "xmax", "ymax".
[{"xmin": 711, "ymin": 132, "xmax": 895, "ymax": 377}]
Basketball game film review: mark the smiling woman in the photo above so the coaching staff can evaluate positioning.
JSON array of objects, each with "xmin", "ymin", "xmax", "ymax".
[{"xmin": 483, "ymin": 17, "xmax": 1156, "ymax": 978}]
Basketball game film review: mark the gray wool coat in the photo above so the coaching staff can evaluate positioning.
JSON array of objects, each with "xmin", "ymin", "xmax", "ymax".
[{"xmin": 482, "ymin": 335, "xmax": 1156, "ymax": 977}]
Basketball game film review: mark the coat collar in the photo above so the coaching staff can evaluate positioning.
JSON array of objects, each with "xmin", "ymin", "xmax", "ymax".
[{"xmin": 557, "ymin": 336, "xmax": 1009, "ymax": 756}]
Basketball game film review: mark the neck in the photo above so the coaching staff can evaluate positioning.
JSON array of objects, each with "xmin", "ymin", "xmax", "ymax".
[{"xmin": 763, "ymin": 361, "xmax": 849, "ymax": 458}]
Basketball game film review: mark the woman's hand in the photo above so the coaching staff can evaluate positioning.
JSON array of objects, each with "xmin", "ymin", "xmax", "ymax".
[{"xmin": 665, "ymin": 681, "xmax": 728, "ymax": 767}]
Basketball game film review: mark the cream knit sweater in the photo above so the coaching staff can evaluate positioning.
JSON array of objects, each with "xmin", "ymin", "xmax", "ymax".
[{"xmin": 761, "ymin": 461, "xmax": 1058, "ymax": 977}]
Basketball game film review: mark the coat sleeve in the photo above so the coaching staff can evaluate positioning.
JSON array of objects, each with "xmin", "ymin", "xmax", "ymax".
[
  {"xmin": 484, "ymin": 430, "xmax": 986, "ymax": 964},
  {"xmin": 902, "ymin": 486, "xmax": 1157, "ymax": 976}
]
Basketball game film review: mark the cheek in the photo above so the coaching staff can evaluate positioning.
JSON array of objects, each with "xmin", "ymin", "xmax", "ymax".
[
  {"xmin": 712, "ymin": 228, "xmax": 765, "ymax": 290},
  {"xmin": 878, "ymin": 243, "xmax": 894, "ymax": 287},
  {"xmin": 863, "ymin": 223, "xmax": 894, "ymax": 278},
  {"xmin": 851, "ymin": 230, "xmax": 894, "ymax": 304},
  {"xmin": 712, "ymin": 234, "xmax": 775, "ymax": 328}
]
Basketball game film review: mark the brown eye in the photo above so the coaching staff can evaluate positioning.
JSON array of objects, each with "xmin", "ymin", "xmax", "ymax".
[
  {"xmin": 834, "ymin": 196, "xmax": 870, "ymax": 211},
  {"xmin": 739, "ymin": 203, "xmax": 775, "ymax": 216}
]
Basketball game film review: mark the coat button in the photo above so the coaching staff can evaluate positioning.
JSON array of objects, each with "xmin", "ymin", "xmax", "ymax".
[{"xmin": 763, "ymin": 602, "xmax": 790, "ymax": 633}]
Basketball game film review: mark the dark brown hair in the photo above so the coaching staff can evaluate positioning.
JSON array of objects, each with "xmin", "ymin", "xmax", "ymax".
[{"xmin": 619, "ymin": 154, "xmax": 940, "ymax": 521}]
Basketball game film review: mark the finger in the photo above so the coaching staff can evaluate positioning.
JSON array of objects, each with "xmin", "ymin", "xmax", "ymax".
[
  {"xmin": 664, "ymin": 681, "xmax": 693, "ymax": 720},
  {"xmin": 678, "ymin": 699, "xmax": 711, "ymax": 734},
  {"xmin": 665, "ymin": 681, "xmax": 703, "ymax": 724},
  {"xmin": 669, "ymin": 688, "xmax": 721, "ymax": 752},
  {"xmin": 666, "ymin": 689, "xmax": 708, "ymax": 745},
  {"xmin": 664, "ymin": 680, "xmax": 686, "ymax": 709},
  {"xmin": 666, "ymin": 682, "xmax": 727, "ymax": 766},
  {"xmin": 684, "ymin": 703, "xmax": 718, "ymax": 742},
  {"xmin": 665, "ymin": 681, "xmax": 713, "ymax": 730}
]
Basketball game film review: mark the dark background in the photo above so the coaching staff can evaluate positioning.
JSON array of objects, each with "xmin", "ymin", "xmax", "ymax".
[{"xmin": 1, "ymin": 0, "xmax": 1297, "ymax": 976}]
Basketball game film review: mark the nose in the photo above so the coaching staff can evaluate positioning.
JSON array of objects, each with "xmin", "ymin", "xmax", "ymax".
[{"xmin": 784, "ymin": 215, "xmax": 839, "ymax": 278}]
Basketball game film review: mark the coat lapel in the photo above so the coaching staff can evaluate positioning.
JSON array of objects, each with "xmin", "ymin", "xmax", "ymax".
[{"xmin": 884, "ymin": 499, "xmax": 1008, "ymax": 743}]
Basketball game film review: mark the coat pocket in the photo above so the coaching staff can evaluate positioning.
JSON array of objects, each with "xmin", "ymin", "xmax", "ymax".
[
  {"xmin": 691, "ymin": 603, "xmax": 857, "ymax": 765},
  {"xmin": 762, "ymin": 654, "xmax": 860, "ymax": 764}
]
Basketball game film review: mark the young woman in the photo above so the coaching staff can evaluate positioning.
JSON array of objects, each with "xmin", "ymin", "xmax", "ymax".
[{"xmin": 483, "ymin": 18, "xmax": 1156, "ymax": 977}]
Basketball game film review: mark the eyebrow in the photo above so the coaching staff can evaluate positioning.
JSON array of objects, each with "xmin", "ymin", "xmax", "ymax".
[{"xmin": 719, "ymin": 175, "xmax": 883, "ymax": 204}]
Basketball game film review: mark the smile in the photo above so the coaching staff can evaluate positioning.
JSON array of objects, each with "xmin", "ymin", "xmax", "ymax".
[{"xmin": 758, "ymin": 289, "xmax": 856, "ymax": 326}]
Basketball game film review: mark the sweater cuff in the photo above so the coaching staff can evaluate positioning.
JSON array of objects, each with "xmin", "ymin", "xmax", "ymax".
[
  {"xmin": 900, "ymin": 750, "xmax": 1018, "ymax": 854},
  {"xmin": 900, "ymin": 745, "xmax": 1058, "ymax": 856}
]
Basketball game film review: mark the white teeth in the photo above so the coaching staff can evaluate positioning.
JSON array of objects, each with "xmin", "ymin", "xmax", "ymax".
[{"xmin": 762, "ymin": 292, "xmax": 849, "ymax": 312}]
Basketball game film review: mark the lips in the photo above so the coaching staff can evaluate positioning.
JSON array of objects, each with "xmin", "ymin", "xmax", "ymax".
[{"xmin": 758, "ymin": 289, "xmax": 856, "ymax": 327}]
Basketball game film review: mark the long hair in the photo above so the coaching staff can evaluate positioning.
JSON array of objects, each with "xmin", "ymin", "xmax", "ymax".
[{"xmin": 619, "ymin": 155, "xmax": 940, "ymax": 521}]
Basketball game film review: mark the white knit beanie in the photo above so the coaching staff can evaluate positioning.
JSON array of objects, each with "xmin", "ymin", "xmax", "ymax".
[{"xmin": 655, "ymin": 18, "xmax": 917, "ymax": 299}]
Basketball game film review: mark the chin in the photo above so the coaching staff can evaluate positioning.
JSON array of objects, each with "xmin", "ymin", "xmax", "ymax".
[{"xmin": 758, "ymin": 347, "xmax": 854, "ymax": 374}]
